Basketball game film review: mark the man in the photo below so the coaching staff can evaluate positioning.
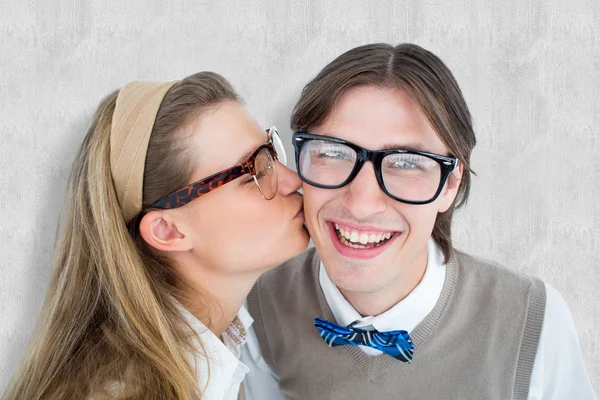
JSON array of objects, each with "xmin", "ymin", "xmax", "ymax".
[{"xmin": 240, "ymin": 43, "xmax": 596, "ymax": 399}]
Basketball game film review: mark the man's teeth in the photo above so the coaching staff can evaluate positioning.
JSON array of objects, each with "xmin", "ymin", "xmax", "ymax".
[{"xmin": 334, "ymin": 223, "xmax": 393, "ymax": 247}]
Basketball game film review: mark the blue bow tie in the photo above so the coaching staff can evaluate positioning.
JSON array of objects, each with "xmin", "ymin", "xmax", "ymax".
[{"xmin": 314, "ymin": 318, "xmax": 414, "ymax": 363}]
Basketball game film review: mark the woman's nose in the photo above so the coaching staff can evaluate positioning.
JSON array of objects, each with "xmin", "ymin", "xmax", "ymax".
[{"xmin": 276, "ymin": 161, "xmax": 302, "ymax": 195}]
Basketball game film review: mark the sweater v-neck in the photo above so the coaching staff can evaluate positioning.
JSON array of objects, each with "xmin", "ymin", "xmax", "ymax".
[{"xmin": 312, "ymin": 250, "xmax": 458, "ymax": 380}]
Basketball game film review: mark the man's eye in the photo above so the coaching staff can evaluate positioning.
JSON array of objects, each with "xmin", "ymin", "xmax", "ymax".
[
  {"xmin": 386, "ymin": 154, "xmax": 436, "ymax": 171},
  {"xmin": 320, "ymin": 151, "xmax": 346, "ymax": 158},
  {"xmin": 389, "ymin": 160, "xmax": 419, "ymax": 169},
  {"xmin": 312, "ymin": 149, "xmax": 351, "ymax": 160}
]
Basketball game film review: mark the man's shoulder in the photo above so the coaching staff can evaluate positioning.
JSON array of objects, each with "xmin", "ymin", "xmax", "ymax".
[
  {"xmin": 255, "ymin": 247, "xmax": 319, "ymax": 292},
  {"xmin": 453, "ymin": 249, "xmax": 545, "ymax": 293},
  {"xmin": 248, "ymin": 247, "xmax": 321, "ymax": 322}
]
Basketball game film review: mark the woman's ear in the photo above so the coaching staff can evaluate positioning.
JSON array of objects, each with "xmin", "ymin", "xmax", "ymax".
[{"xmin": 139, "ymin": 210, "xmax": 192, "ymax": 253}]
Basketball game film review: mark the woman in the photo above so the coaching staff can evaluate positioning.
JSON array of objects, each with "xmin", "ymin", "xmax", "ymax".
[{"xmin": 4, "ymin": 72, "xmax": 309, "ymax": 399}]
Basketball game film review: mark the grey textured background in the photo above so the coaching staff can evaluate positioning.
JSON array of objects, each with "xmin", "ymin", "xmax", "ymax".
[{"xmin": 1, "ymin": 0, "xmax": 598, "ymax": 394}]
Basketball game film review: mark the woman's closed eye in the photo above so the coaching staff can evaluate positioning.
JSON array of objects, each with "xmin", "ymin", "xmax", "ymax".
[
  {"xmin": 243, "ymin": 175, "xmax": 257, "ymax": 184},
  {"xmin": 243, "ymin": 171, "xmax": 267, "ymax": 184},
  {"xmin": 255, "ymin": 171, "xmax": 266, "ymax": 180}
]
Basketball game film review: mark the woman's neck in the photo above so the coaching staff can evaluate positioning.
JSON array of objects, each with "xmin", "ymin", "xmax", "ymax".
[{"xmin": 178, "ymin": 266, "xmax": 262, "ymax": 337}]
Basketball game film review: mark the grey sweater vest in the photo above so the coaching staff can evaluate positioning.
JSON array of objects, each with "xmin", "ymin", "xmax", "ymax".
[{"xmin": 247, "ymin": 248, "xmax": 546, "ymax": 400}]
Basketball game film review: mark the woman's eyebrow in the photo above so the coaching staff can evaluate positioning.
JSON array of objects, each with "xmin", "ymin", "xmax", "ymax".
[{"xmin": 236, "ymin": 148, "xmax": 256, "ymax": 164}]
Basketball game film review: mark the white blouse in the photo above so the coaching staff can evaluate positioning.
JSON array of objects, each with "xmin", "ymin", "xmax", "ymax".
[{"xmin": 180, "ymin": 304, "xmax": 252, "ymax": 400}]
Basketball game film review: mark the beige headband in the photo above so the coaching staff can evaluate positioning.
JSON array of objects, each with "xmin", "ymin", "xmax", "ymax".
[{"xmin": 110, "ymin": 80, "xmax": 178, "ymax": 223}]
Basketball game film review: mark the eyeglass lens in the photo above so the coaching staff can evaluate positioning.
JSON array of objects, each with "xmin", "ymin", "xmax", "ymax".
[{"xmin": 298, "ymin": 139, "xmax": 442, "ymax": 202}]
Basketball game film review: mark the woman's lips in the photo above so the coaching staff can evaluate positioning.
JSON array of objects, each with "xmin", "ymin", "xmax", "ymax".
[{"xmin": 295, "ymin": 204, "xmax": 304, "ymax": 219}]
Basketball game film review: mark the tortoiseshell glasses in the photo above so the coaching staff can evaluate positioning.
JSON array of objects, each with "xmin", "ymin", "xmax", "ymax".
[{"xmin": 150, "ymin": 126, "xmax": 285, "ymax": 210}]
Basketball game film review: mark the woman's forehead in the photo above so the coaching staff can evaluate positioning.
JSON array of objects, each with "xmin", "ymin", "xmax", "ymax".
[{"xmin": 186, "ymin": 102, "xmax": 267, "ymax": 178}]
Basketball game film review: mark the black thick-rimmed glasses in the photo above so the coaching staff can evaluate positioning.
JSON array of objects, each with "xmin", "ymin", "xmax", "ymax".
[
  {"xmin": 292, "ymin": 132, "xmax": 458, "ymax": 205},
  {"xmin": 149, "ymin": 127, "xmax": 284, "ymax": 210}
]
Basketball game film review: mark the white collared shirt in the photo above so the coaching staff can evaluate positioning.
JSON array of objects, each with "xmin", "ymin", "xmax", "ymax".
[
  {"xmin": 241, "ymin": 239, "xmax": 597, "ymax": 399},
  {"xmin": 180, "ymin": 304, "xmax": 252, "ymax": 400}
]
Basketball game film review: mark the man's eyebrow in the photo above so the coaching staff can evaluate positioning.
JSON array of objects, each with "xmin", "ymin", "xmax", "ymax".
[{"xmin": 380, "ymin": 142, "xmax": 431, "ymax": 153}]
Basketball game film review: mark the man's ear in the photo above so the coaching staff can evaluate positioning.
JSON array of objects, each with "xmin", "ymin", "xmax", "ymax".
[
  {"xmin": 139, "ymin": 210, "xmax": 192, "ymax": 253},
  {"xmin": 437, "ymin": 162, "xmax": 463, "ymax": 213}
]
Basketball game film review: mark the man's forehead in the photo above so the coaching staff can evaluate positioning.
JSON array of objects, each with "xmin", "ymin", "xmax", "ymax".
[
  {"xmin": 312, "ymin": 126, "xmax": 449, "ymax": 155},
  {"xmin": 309, "ymin": 87, "xmax": 451, "ymax": 154}
]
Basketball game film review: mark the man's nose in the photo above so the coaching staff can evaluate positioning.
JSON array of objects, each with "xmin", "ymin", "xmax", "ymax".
[{"xmin": 340, "ymin": 162, "xmax": 387, "ymax": 220}]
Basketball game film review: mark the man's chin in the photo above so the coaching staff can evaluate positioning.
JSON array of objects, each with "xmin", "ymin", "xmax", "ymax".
[{"xmin": 324, "ymin": 262, "xmax": 384, "ymax": 292}]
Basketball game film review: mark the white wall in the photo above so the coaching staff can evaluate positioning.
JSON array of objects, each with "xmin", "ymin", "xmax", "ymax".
[{"xmin": 1, "ymin": 0, "xmax": 598, "ymax": 393}]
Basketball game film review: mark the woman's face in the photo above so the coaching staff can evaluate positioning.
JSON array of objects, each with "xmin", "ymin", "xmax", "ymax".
[{"xmin": 171, "ymin": 102, "xmax": 309, "ymax": 273}]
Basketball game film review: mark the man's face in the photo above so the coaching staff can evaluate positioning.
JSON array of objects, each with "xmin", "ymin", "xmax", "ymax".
[{"xmin": 303, "ymin": 85, "xmax": 462, "ymax": 296}]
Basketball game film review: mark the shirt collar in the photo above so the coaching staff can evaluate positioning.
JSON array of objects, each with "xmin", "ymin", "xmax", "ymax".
[
  {"xmin": 319, "ymin": 237, "xmax": 446, "ymax": 333},
  {"xmin": 178, "ymin": 303, "xmax": 252, "ymax": 398},
  {"xmin": 222, "ymin": 306, "xmax": 253, "ymax": 357}
]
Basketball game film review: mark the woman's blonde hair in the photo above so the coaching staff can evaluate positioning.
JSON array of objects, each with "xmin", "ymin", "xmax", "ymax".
[{"xmin": 3, "ymin": 72, "xmax": 240, "ymax": 400}]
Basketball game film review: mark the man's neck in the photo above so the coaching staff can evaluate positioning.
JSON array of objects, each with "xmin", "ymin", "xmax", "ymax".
[{"xmin": 339, "ymin": 250, "xmax": 429, "ymax": 317}]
